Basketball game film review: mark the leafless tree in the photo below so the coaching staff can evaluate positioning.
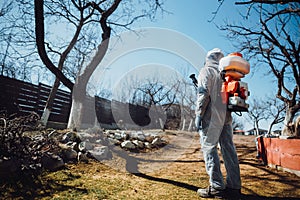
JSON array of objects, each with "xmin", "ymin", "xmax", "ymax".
[
  {"xmin": 131, "ymin": 76, "xmax": 180, "ymax": 129},
  {"xmin": 219, "ymin": 1, "xmax": 299, "ymax": 136},
  {"xmin": 0, "ymin": 1, "xmax": 12, "ymax": 76},
  {"xmin": 175, "ymin": 68, "xmax": 198, "ymax": 131},
  {"xmin": 0, "ymin": 1, "xmax": 38, "ymax": 81},
  {"xmin": 265, "ymin": 95, "xmax": 286, "ymax": 135},
  {"xmin": 33, "ymin": 0, "xmax": 165, "ymax": 129},
  {"xmin": 246, "ymin": 98, "xmax": 268, "ymax": 135},
  {"xmin": 131, "ymin": 79, "xmax": 179, "ymax": 109}
]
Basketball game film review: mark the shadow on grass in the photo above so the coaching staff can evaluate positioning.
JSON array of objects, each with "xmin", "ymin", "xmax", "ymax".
[
  {"xmin": 112, "ymin": 146, "xmax": 300, "ymax": 200},
  {"xmin": 0, "ymin": 169, "xmax": 88, "ymax": 199}
]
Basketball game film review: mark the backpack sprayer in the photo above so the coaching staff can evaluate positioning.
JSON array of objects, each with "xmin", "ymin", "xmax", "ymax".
[{"xmin": 190, "ymin": 52, "xmax": 250, "ymax": 113}]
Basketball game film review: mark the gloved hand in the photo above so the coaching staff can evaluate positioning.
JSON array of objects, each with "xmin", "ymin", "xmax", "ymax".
[{"xmin": 195, "ymin": 115, "xmax": 202, "ymax": 131}]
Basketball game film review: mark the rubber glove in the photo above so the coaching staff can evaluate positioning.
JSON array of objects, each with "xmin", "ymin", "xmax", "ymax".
[{"xmin": 195, "ymin": 115, "xmax": 202, "ymax": 131}]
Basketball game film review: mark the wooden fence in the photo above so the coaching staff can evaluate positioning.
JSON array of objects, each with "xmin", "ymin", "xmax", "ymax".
[
  {"xmin": 0, "ymin": 76, "xmax": 71, "ymax": 124},
  {"xmin": 0, "ymin": 76, "xmax": 182, "ymax": 129}
]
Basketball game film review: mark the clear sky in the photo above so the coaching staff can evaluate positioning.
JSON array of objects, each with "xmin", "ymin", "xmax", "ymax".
[
  {"xmin": 96, "ymin": 0, "xmax": 277, "ymax": 130},
  {"xmin": 29, "ymin": 0, "xmax": 278, "ymax": 131},
  {"xmin": 138, "ymin": 0, "xmax": 277, "ymax": 96}
]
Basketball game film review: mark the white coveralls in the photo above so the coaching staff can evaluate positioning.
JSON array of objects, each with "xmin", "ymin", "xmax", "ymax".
[{"xmin": 195, "ymin": 48, "xmax": 241, "ymax": 190}]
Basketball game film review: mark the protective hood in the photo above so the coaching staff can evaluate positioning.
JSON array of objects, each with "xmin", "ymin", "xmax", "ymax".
[{"xmin": 205, "ymin": 48, "xmax": 224, "ymax": 69}]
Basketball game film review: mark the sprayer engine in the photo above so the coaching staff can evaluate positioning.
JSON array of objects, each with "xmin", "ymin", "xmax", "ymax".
[
  {"xmin": 221, "ymin": 76, "xmax": 249, "ymax": 112},
  {"xmin": 219, "ymin": 52, "xmax": 250, "ymax": 112}
]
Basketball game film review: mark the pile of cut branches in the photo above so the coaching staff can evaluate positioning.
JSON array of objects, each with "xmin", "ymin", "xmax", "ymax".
[{"xmin": 0, "ymin": 113, "xmax": 61, "ymax": 178}]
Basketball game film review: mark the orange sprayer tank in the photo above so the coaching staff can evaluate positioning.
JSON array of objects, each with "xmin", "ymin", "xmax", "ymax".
[
  {"xmin": 219, "ymin": 52, "xmax": 250, "ymax": 80},
  {"xmin": 219, "ymin": 52, "xmax": 250, "ymax": 112}
]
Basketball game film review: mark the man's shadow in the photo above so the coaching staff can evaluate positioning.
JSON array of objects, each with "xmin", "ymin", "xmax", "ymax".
[
  {"xmin": 112, "ymin": 147, "xmax": 199, "ymax": 191},
  {"xmin": 111, "ymin": 147, "xmax": 299, "ymax": 200}
]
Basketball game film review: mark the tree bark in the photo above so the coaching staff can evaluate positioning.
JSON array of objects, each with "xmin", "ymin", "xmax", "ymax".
[
  {"xmin": 282, "ymin": 105, "xmax": 297, "ymax": 136},
  {"xmin": 267, "ymin": 122, "xmax": 275, "ymax": 136},
  {"xmin": 254, "ymin": 120, "xmax": 260, "ymax": 135},
  {"xmin": 295, "ymin": 116, "xmax": 300, "ymax": 137},
  {"xmin": 67, "ymin": 37, "xmax": 110, "ymax": 130},
  {"xmin": 67, "ymin": 80, "xmax": 86, "ymax": 130},
  {"xmin": 67, "ymin": 0, "xmax": 122, "ymax": 130},
  {"xmin": 188, "ymin": 119, "xmax": 193, "ymax": 132},
  {"xmin": 35, "ymin": 0, "xmax": 73, "ymax": 126},
  {"xmin": 181, "ymin": 118, "xmax": 186, "ymax": 131},
  {"xmin": 40, "ymin": 78, "xmax": 60, "ymax": 126}
]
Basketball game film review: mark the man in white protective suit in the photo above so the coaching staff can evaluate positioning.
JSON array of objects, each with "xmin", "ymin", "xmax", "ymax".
[{"xmin": 195, "ymin": 48, "xmax": 241, "ymax": 199}]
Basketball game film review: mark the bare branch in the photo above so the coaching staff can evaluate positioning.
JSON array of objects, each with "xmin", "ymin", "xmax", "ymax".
[
  {"xmin": 0, "ymin": 1, "xmax": 13, "ymax": 17},
  {"xmin": 34, "ymin": 0, "xmax": 74, "ymax": 90},
  {"xmin": 208, "ymin": 0, "xmax": 225, "ymax": 22},
  {"xmin": 235, "ymin": 0, "xmax": 300, "ymax": 5}
]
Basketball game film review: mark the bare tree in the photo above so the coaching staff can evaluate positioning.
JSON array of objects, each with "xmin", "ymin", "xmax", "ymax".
[
  {"xmin": 175, "ymin": 68, "xmax": 198, "ymax": 131},
  {"xmin": 0, "ymin": 1, "xmax": 39, "ymax": 81},
  {"xmin": 219, "ymin": 2, "xmax": 300, "ymax": 136},
  {"xmin": 35, "ymin": 0, "xmax": 93, "ymax": 125},
  {"xmin": 265, "ymin": 96, "xmax": 286, "ymax": 135},
  {"xmin": 131, "ymin": 79, "xmax": 179, "ymax": 109},
  {"xmin": 33, "ymin": 0, "xmax": 165, "ymax": 129},
  {"xmin": 130, "ymin": 76, "xmax": 180, "ymax": 130},
  {"xmin": 247, "ymin": 98, "xmax": 268, "ymax": 135},
  {"xmin": 0, "ymin": 1, "xmax": 13, "ymax": 77}
]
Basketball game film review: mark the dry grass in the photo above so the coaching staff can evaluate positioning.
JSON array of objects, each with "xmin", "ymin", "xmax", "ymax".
[{"xmin": 1, "ymin": 131, "xmax": 300, "ymax": 200}]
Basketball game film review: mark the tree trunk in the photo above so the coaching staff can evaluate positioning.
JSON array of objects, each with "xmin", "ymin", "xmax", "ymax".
[
  {"xmin": 68, "ymin": 75, "xmax": 87, "ymax": 130},
  {"xmin": 159, "ymin": 118, "xmax": 164, "ymax": 131},
  {"xmin": 67, "ymin": 96, "xmax": 99, "ymax": 130},
  {"xmin": 267, "ymin": 123, "xmax": 274, "ymax": 136},
  {"xmin": 40, "ymin": 78, "xmax": 60, "ymax": 126},
  {"xmin": 67, "ymin": 77, "xmax": 99, "ymax": 130},
  {"xmin": 295, "ymin": 116, "xmax": 300, "ymax": 137},
  {"xmin": 68, "ymin": 98, "xmax": 83, "ymax": 130},
  {"xmin": 181, "ymin": 118, "xmax": 186, "ymax": 131},
  {"xmin": 188, "ymin": 119, "xmax": 193, "ymax": 132},
  {"xmin": 34, "ymin": 0, "xmax": 74, "ymax": 90},
  {"xmin": 254, "ymin": 120, "xmax": 259, "ymax": 135},
  {"xmin": 282, "ymin": 106, "xmax": 296, "ymax": 136}
]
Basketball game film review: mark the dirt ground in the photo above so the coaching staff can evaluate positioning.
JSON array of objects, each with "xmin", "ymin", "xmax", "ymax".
[{"xmin": 1, "ymin": 130, "xmax": 300, "ymax": 200}]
